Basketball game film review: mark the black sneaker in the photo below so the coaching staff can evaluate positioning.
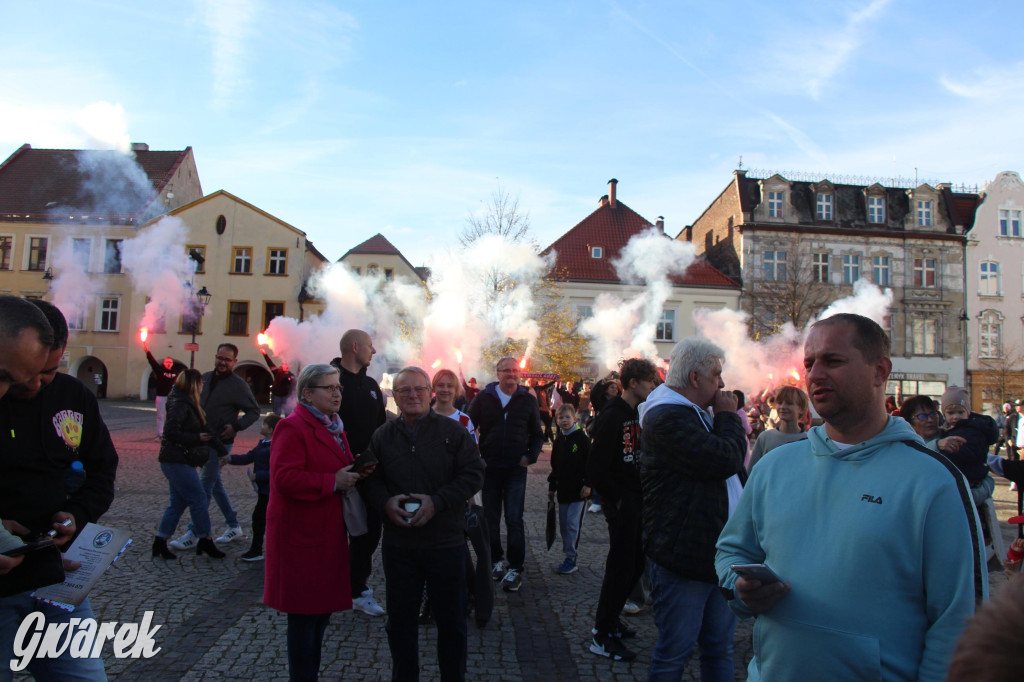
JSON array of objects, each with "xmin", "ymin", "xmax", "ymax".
[
  {"xmin": 589, "ymin": 633, "xmax": 636, "ymax": 662},
  {"xmin": 590, "ymin": 620, "xmax": 636, "ymax": 639},
  {"xmin": 501, "ymin": 568, "xmax": 522, "ymax": 592},
  {"xmin": 240, "ymin": 549, "xmax": 264, "ymax": 562}
]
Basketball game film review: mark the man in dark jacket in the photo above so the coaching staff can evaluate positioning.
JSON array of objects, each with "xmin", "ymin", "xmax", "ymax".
[
  {"xmin": 361, "ymin": 366, "xmax": 485, "ymax": 682},
  {"xmin": 0, "ymin": 300, "xmax": 117, "ymax": 680},
  {"xmin": 468, "ymin": 356, "xmax": 544, "ymax": 592},
  {"xmin": 144, "ymin": 340, "xmax": 180, "ymax": 436},
  {"xmin": 587, "ymin": 358, "xmax": 659, "ymax": 662},
  {"xmin": 639, "ymin": 338, "xmax": 747, "ymax": 679},
  {"xmin": 331, "ymin": 328, "xmax": 388, "ymax": 616},
  {"xmin": 170, "ymin": 343, "xmax": 259, "ymax": 550}
]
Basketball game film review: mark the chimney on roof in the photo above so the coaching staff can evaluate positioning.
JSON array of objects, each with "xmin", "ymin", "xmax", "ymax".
[
  {"xmin": 599, "ymin": 194, "xmax": 609, "ymax": 208},
  {"xmin": 656, "ymin": 216, "xmax": 664, "ymax": 232},
  {"xmin": 608, "ymin": 178, "xmax": 618, "ymax": 208},
  {"xmin": 130, "ymin": 142, "xmax": 149, "ymax": 152}
]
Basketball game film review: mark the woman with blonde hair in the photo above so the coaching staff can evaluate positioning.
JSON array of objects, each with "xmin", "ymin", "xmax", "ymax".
[{"xmin": 153, "ymin": 369, "xmax": 228, "ymax": 559}]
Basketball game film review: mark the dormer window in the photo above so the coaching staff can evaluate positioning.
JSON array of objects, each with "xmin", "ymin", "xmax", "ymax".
[
  {"xmin": 816, "ymin": 193, "xmax": 833, "ymax": 221},
  {"xmin": 591, "ymin": 246, "xmax": 603, "ymax": 259},
  {"xmin": 768, "ymin": 191, "xmax": 784, "ymax": 219},
  {"xmin": 868, "ymin": 196, "xmax": 886, "ymax": 224},
  {"xmin": 917, "ymin": 201, "xmax": 933, "ymax": 227}
]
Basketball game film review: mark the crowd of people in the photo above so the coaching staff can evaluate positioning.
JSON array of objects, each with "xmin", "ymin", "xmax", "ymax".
[{"xmin": 3, "ymin": 292, "xmax": 1024, "ymax": 681}]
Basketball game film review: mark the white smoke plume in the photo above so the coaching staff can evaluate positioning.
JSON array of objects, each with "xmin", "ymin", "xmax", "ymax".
[
  {"xmin": 121, "ymin": 216, "xmax": 197, "ymax": 334},
  {"xmin": 581, "ymin": 228, "xmax": 698, "ymax": 371},
  {"xmin": 693, "ymin": 281, "xmax": 894, "ymax": 397},
  {"xmin": 261, "ymin": 235, "xmax": 552, "ymax": 382},
  {"xmin": 49, "ymin": 236, "xmax": 102, "ymax": 330}
]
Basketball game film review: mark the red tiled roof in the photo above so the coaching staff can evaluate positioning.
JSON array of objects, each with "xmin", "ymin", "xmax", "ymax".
[
  {"xmin": 341, "ymin": 233, "xmax": 403, "ymax": 258},
  {"xmin": 944, "ymin": 191, "xmax": 981, "ymax": 232},
  {"xmin": 540, "ymin": 200, "xmax": 739, "ymax": 288},
  {"xmin": 0, "ymin": 144, "xmax": 191, "ymax": 222},
  {"xmin": 339, "ymin": 232, "xmax": 426, "ymax": 281}
]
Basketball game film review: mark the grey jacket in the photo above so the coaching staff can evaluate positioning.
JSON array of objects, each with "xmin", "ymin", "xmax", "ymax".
[{"xmin": 201, "ymin": 371, "xmax": 260, "ymax": 443}]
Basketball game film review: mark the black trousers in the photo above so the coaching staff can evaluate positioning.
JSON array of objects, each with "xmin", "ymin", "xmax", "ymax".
[
  {"xmin": 593, "ymin": 492, "xmax": 645, "ymax": 636},
  {"xmin": 383, "ymin": 543, "xmax": 468, "ymax": 682},
  {"xmin": 465, "ymin": 504, "xmax": 493, "ymax": 625},
  {"xmin": 286, "ymin": 612, "xmax": 331, "ymax": 681},
  {"xmin": 249, "ymin": 493, "xmax": 268, "ymax": 552},
  {"xmin": 349, "ymin": 503, "xmax": 383, "ymax": 595}
]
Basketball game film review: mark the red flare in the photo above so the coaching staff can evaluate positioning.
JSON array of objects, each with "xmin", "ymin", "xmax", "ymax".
[
  {"xmin": 257, "ymin": 332, "xmax": 268, "ymax": 347},
  {"xmin": 139, "ymin": 328, "xmax": 148, "ymax": 343},
  {"xmin": 431, "ymin": 358, "xmax": 442, "ymax": 369}
]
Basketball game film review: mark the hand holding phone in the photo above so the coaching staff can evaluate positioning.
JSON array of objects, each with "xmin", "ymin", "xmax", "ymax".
[
  {"xmin": 2, "ymin": 537, "xmax": 55, "ymax": 558},
  {"xmin": 351, "ymin": 452, "xmax": 378, "ymax": 474},
  {"xmin": 730, "ymin": 563, "xmax": 782, "ymax": 584}
]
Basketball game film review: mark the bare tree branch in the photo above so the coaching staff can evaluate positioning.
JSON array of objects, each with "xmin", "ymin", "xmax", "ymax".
[{"xmin": 460, "ymin": 183, "xmax": 532, "ymax": 248}]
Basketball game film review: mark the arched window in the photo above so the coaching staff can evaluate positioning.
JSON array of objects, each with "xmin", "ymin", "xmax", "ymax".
[{"xmin": 979, "ymin": 311, "xmax": 1002, "ymax": 358}]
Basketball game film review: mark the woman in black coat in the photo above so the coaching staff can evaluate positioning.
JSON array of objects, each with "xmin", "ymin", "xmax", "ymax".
[{"xmin": 152, "ymin": 369, "xmax": 228, "ymax": 559}]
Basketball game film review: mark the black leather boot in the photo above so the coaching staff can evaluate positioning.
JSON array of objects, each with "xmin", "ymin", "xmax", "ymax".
[
  {"xmin": 196, "ymin": 537, "xmax": 226, "ymax": 558},
  {"xmin": 152, "ymin": 536, "xmax": 176, "ymax": 560}
]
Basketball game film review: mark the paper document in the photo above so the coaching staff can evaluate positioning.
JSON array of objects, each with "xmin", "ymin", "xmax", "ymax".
[{"xmin": 32, "ymin": 523, "xmax": 132, "ymax": 611}]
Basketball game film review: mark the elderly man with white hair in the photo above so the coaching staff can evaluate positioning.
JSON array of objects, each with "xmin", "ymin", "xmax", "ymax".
[{"xmin": 639, "ymin": 337, "xmax": 748, "ymax": 681}]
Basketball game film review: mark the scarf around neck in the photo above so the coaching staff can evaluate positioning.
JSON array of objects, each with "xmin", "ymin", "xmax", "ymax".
[{"xmin": 301, "ymin": 403, "xmax": 347, "ymax": 451}]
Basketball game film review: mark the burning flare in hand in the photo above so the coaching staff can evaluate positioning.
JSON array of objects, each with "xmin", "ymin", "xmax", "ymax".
[
  {"xmin": 257, "ymin": 332, "xmax": 268, "ymax": 347},
  {"xmin": 139, "ymin": 328, "xmax": 148, "ymax": 344}
]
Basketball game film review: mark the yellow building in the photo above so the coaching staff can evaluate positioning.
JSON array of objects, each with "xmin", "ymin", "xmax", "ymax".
[{"xmin": 0, "ymin": 144, "xmax": 327, "ymax": 400}]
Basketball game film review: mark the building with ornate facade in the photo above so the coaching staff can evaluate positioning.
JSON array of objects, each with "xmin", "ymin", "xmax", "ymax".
[{"xmin": 684, "ymin": 170, "xmax": 979, "ymax": 399}]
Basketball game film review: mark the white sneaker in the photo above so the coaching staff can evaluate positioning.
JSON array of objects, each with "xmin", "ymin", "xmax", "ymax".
[
  {"xmin": 1011, "ymin": 482, "xmax": 1018, "ymax": 491},
  {"xmin": 621, "ymin": 600, "xmax": 644, "ymax": 615},
  {"xmin": 588, "ymin": 503, "xmax": 602, "ymax": 513},
  {"xmin": 168, "ymin": 529, "xmax": 197, "ymax": 551},
  {"xmin": 216, "ymin": 526, "xmax": 245, "ymax": 543},
  {"xmin": 352, "ymin": 589, "xmax": 385, "ymax": 616}
]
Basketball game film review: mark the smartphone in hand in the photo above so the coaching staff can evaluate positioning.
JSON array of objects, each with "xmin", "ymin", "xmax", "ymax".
[
  {"xmin": 730, "ymin": 563, "xmax": 782, "ymax": 585},
  {"xmin": 351, "ymin": 452, "xmax": 378, "ymax": 474},
  {"xmin": 2, "ymin": 537, "xmax": 55, "ymax": 558}
]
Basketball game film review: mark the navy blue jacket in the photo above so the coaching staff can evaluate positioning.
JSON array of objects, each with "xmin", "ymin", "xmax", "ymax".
[
  {"xmin": 468, "ymin": 383, "xmax": 544, "ymax": 468},
  {"xmin": 230, "ymin": 438, "xmax": 271, "ymax": 495},
  {"xmin": 943, "ymin": 412, "xmax": 999, "ymax": 486}
]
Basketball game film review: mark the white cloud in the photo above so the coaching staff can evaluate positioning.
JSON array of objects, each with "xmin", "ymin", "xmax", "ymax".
[
  {"xmin": 764, "ymin": 0, "xmax": 892, "ymax": 100},
  {"xmin": 941, "ymin": 61, "xmax": 1024, "ymax": 100},
  {"xmin": 194, "ymin": 0, "xmax": 260, "ymax": 110}
]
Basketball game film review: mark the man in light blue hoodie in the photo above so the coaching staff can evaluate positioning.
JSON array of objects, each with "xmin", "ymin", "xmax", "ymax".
[{"xmin": 716, "ymin": 313, "xmax": 986, "ymax": 682}]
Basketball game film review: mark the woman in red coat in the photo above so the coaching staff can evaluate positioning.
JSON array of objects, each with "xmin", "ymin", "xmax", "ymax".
[{"xmin": 264, "ymin": 363, "xmax": 367, "ymax": 681}]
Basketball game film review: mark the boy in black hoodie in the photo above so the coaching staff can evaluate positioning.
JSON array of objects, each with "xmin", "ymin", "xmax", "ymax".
[
  {"xmin": 586, "ymin": 358, "xmax": 659, "ymax": 662},
  {"xmin": 548, "ymin": 403, "xmax": 591, "ymax": 575}
]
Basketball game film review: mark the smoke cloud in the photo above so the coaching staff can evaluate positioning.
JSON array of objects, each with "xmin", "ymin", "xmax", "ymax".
[
  {"xmin": 581, "ymin": 228, "xmax": 698, "ymax": 371},
  {"xmin": 121, "ymin": 216, "xmax": 197, "ymax": 334}
]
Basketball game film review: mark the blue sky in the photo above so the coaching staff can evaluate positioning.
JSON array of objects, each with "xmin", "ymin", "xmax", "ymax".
[{"xmin": 1, "ymin": 0, "xmax": 1021, "ymax": 265}]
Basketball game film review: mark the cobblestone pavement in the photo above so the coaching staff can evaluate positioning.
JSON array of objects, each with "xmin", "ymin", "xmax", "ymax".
[{"xmin": 20, "ymin": 401, "xmax": 1017, "ymax": 681}]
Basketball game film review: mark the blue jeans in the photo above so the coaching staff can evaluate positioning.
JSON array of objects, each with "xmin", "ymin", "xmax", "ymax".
[
  {"xmin": 483, "ymin": 466, "xmax": 527, "ymax": 570},
  {"xmin": 158, "ymin": 462, "xmax": 212, "ymax": 538},
  {"xmin": 382, "ymin": 543, "xmax": 468, "ymax": 681},
  {"xmin": 558, "ymin": 501, "xmax": 586, "ymax": 560},
  {"xmin": 188, "ymin": 446, "xmax": 238, "ymax": 534},
  {"xmin": 647, "ymin": 562, "xmax": 736, "ymax": 682},
  {"xmin": 0, "ymin": 595, "xmax": 107, "ymax": 681}
]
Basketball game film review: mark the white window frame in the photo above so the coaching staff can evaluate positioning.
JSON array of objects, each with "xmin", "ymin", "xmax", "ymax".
[
  {"xmin": 67, "ymin": 307, "xmax": 87, "ymax": 332},
  {"xmin": 764, "ymin": 251, "xmax": 787, "ymax": 281},
  {"xmin": 574, "ymin": 304, "xmax": 593, "ymax": 321},
  {"xmin": 999, "ymin": 209, "xmax": 1023, "ymax": 237},
  {"xmin": 768, "ymin": 191, "xmax": 784, "ymax": 219},
  {"xmin": 868, "ymin": 196, "xmax": 886, "ymax": 224},
  {"xmin": 980, "ymin": 261, "xmax": 1001, "ymax": 296},
  {"xmin": 267, "ymin": 248, "xmax": 287, "ymax": 275},
  {"xmin": 656, "ymin": 309, "xmax": 676, "ymax": 342},
  {"xmin": 842, "ymin": 254, "xmax": 861, "ymax": 284},
  {"xmin": 591, "ymin": 246, "xmax": 603, "ymax": 259},
  {"xmin": 872, "ymin": 255, "xmax": 890, "ymax": 286},
  {"xmin": 979, "ymin": 312, "xmax": 1002, "ymax": 358},
  {"xmin": 816, "ymin": 193, "xmax": 833, "ymax": 221},
  {"xmin": 97, "ymin": 296, "xmax": 121, "ymax": 332},
  {"xmin": 812, "ymin": 253, "xmax": 829, "ymax": 283},
  {"xmin": 913, "ymin": 258, "xmax": 936, "ymax": 288},
  {"xmin": 911, "ymin": 316, "xmax": 938, "ymax": 355},
  {"xmin": 232, "ymin": 247, "xmax": 252, "ymax": 274},
  {"xmin": 917, "ymin": 200, "xmax": 933, "ymax": 227}
]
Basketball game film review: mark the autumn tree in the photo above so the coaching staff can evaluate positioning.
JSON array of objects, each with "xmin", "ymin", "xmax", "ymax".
[
  {"xmin": 979, "ymin": 345, "xmax": 1024, "ymax": 405},
  {"xmin": 746, "ymin": 236, "xmax": 836, "ymax": 339}
]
